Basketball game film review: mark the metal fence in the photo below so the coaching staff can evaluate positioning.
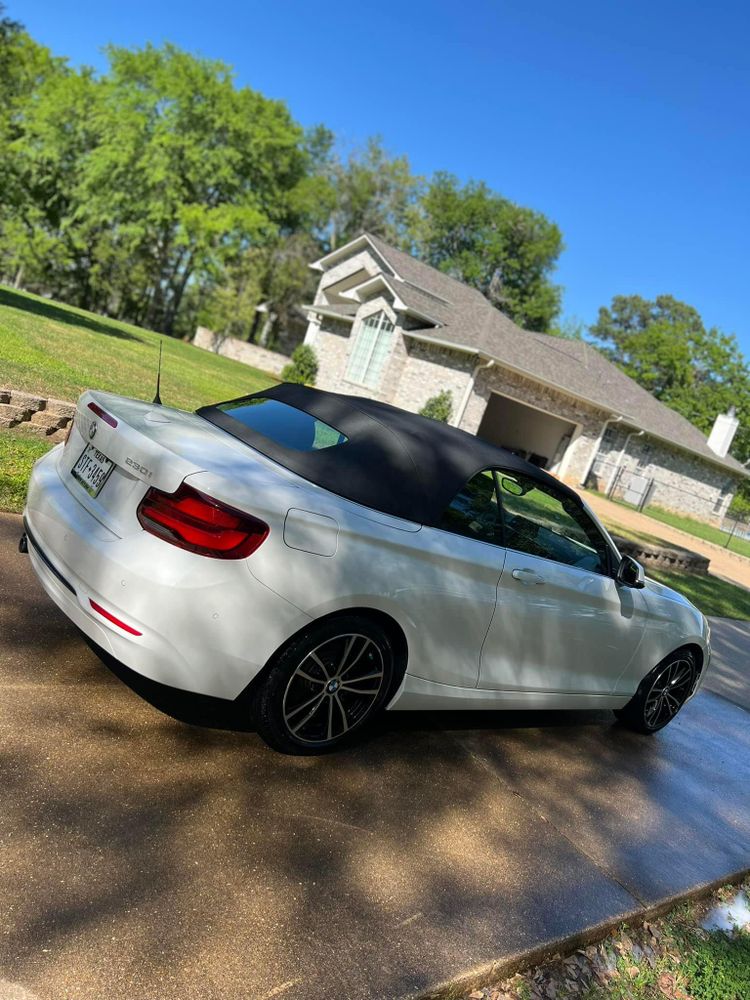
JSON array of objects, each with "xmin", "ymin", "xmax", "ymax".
[{"xmin": 585, "ymin": 458, "xmax": 750, "ymax": 549}]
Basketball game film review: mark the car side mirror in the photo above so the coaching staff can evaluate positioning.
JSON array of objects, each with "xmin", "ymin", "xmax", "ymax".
[{"xmin": 616, "ymin": 554, "xmax": 645, "ymax": 588}]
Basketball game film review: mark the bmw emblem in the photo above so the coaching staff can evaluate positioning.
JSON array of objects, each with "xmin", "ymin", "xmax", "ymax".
[{"xmin": 88, "ymin": 421, "xmax": 97, "ymax": 440}]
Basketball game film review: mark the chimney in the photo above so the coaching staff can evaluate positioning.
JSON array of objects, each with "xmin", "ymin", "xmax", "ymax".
[{"xmin": 707, "ymin": 406, "xmax": 739, "ymax": 458}]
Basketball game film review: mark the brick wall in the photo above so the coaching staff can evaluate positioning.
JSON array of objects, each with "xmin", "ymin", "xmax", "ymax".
[
  {"xmin": 391, "ymin": 341, "xmax": 476, "ymax": 418},
  {"xmin": 0, "ymin": 388, "xmax": 75, "ymax": 443},
  {"xmin": 460, "ymin": 365, "xmax": 608, "ymax": 482},
  {"xmin": 192, "ymin": 327, "xmax": 289, "ymax": 377},
  {"xmin": 593, "ymin": 429, "xmax": 741, "ymax": 522}
]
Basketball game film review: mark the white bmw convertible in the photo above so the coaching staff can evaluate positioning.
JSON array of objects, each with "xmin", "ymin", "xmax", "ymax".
[{"xmin": 23, "ymin": 383, "xmax": 710, "ymax": 753}]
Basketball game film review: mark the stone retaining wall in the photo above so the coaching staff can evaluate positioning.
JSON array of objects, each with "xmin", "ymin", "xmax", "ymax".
[
  {"xmin": 0, "ymin": 388, "xmax": 76, "ymax": 443},
  {"xmin": 611, "ymin": 533, "xmax": 710, "ymax": 575},
  {"xmin": 192, "ymin": 327, "xmax": 289, "ymax": 377}
]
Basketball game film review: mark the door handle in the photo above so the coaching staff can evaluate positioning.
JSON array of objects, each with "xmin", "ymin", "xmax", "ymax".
[{"xmin": 511, "ymin": 568, "xmax": 545, "ymax": 585}]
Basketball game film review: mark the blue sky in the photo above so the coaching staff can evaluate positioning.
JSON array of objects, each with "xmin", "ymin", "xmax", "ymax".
[{"xmin": 14, "ymin": 0, "xmax": 750, "ymax": 353}]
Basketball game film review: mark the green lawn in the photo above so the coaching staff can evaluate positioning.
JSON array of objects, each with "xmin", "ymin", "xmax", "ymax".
[
  {"xmin": 642, "ymin": 504, "xmax": 750, "ymax": 560},
  {"xmin": 0, "ymin": 285, "xmax": 275, "ymax": 411},
  {"xmin": 600, "ymin": 521, "xmax": 670, "ymax": 549},
  {"xmin": 466, "ymin": 879, "xmax": 750, "ymax": 1000},
  {"xmin": 647, "ymin": 568, "xmax": 750, "ymax": 620},
  {"xmin": 589, "ymin": 488, "xmax": 750, "ymax": 560},
  {"xmin": 0, "ymin": 286, "xmax": 278, "ymax": 514},
  {"xmin": 0, "ymin": 430, "xmax": 52, "ymax": 513}
]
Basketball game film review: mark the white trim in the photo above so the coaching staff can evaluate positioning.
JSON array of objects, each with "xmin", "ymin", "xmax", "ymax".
[
  {"xmin": 339, "ymin": 275, "xmax": 443, "ymax": 327},
  {"xmin": 310, "ymin": 234, "xmax": 403, "ymax": 281},
  {"xmin": 579, "ymin": 416, "xmax": 623, "ymax": 486},
  {"xmin": 453, "ymin": 359, "xmax": 492, "ymax": 427},
  {"xmin": 405, "ymin": 330, "xmax": 477, "ymax": 356},
  {"xmin": 303, "ymin": 304, "xmax": 355, "ymax": 325}
]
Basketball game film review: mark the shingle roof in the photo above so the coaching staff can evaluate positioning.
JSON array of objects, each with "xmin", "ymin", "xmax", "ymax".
[{"xmin": 360, "ymin": 234, "xmax": 746, "ymax": 477}]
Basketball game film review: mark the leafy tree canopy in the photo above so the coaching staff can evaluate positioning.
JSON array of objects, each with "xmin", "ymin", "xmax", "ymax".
[
  {"xmin": 321, "ymin": 136, "xmax": 421, "ymax": 251},
  {"xmin": 0, "ymin": 12, "xmax": 566, "ymax": 342},
  {"xmin": 590, "ymin": 294, "xmax": 750, "ymax": 464},
  {"xmin": 412, "ymin": 172, "xmax": 563, "ymax": 332}
]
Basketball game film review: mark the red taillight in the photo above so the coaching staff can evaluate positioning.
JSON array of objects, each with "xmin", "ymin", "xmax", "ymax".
[
  {"xmin": 87, "ymin": 401, "xmax": 118, "ymax": 428},
  {"xmin": 137, "ymin": 483, "xmax": 269, "ymax": 559}
]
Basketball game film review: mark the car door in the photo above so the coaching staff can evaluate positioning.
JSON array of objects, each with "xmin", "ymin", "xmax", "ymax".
[
  {"xmin": 415, "ymin": 469, "xmax": 507, "ymax": 687},
  {"xmin": 479, "ymin": 469, "xmax": 647, "ymax": 694}
]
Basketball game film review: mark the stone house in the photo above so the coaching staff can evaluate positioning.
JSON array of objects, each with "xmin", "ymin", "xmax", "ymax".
[{"xmin": 302, "ymin": 233, "xmax": 748, "ymax": 521}]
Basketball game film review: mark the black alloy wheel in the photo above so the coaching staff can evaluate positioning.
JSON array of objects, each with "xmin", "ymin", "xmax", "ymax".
[
  {"xmin": 614, "ymin": 648, "xmax": 698, "ymax": 733},
  {"xmin": 254, "ymin": 615, "xmax": 395, "ymax": 754}
]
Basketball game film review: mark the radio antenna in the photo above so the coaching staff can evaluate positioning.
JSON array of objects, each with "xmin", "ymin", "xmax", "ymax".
[{"xmin": 153, "ymin": 341, "xmax": 163, "ymax": 405}]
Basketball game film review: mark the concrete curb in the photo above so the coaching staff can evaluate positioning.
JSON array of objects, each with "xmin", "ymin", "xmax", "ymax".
[{"xmin": 416, "ymin": 866, "xmax": 750, "ymax": 1000}]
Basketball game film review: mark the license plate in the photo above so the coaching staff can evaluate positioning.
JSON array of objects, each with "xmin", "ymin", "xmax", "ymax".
[{"xmin": 71, "ymin": 444, "xmax": 115, "ymax": 498}]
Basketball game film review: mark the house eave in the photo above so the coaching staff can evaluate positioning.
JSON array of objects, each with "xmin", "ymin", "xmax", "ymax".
[
  {"xmin": 340, "ymin": 276, "xmax": 443, "ymax": 327},
  {"xmin": 405, "ymin": 331, "xmax": 748, "ymax": 479},
  {"xmin": 309, "ymin": 234, "xmax": 403, "ymax": 280},
  {"xmin": 303, "ymin": 304, "xmax": 355, "ymax": 324}
]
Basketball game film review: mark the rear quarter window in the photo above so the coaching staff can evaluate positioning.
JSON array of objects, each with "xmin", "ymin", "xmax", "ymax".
[{"xmin": 217, "ymin": 397, "xmax": 347, "ymax": 452}]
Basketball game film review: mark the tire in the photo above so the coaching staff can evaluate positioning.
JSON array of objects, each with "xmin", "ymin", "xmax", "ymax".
[
  {"xmin": 253, "ymin": 615, "xmax": 396, "ymax": 754},
  {"xmin": 614, "ymin": 648, "xmax": 698, "ymax": 734}
]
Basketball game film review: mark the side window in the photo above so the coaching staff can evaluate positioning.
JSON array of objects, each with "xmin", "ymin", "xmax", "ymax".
[
  {"xmin": 439, "ymin": 470, "xmax": 502, "ymax": 546},
  {"xmin": 497, "ymin": 471, "xmax": 609, "ymax": 574}
]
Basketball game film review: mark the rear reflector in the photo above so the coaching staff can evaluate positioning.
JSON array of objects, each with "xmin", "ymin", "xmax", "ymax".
[
  {"xmin": 89, "ymin": 599, "xmax": 142, "ymax": 636},
  {"xmin": 87, "ymin": 401, "xmax": 118, "ymax": 428},
  {"xmin": 137, "ymin": 483, "xmax": 269, "ymax": 559}
]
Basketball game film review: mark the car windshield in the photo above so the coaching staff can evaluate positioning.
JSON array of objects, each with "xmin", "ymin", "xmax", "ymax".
[{"xmin": 215, "ymin": 397, "xmax": 348, "ymax": 451}]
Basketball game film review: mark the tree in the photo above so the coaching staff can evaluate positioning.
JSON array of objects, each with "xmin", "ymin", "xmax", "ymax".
[
  {"xmin": 412, "ymin": 173, "xmax": 563, "ymax": 332},
  {"xmin": 80, "ymin": 44, "xmax": 312, "ymax": 333},
  {"xmin": 419, "ymin": 390, "xmax": 453, "ymax": 423},
  {"xmin": 3, "ymin": 42, "xmax": 316, "ymax": 332},
  {"xmin": 322, "ymin": 136, "xmax": 421, "ymax": 250},
  {"xmin": 0, "ymin": 5, "xmax": 65, "ymax": 286},
  {"xmin": 590, "ymin": 294, "xmax": 750, "ymax": 464}
]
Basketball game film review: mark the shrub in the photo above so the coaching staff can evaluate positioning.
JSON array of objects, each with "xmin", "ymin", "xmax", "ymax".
[
  {"xmin": 419, "ymin": 389, "xmax": 453, "ymax": 423},
  {"xmin": 281, "ymin": 344, "xmax": 319, "ymax": 386}
]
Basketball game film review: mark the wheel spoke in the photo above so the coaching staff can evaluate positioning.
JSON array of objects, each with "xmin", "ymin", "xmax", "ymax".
[
  {"xmin": 286, "ymin": 689, "xmax": 325, "ymax": 721},
  {"xmin": 309, "ymin": 652, "xmax": 330, "ymax": 680},
  {"xmin": 340, "ymin": 637, "xmax": 373, "ymax": 678},
  {"xmin": 344, "ymin": 670, "xmax": 382, "ymax": 683},
  {"xmin": 671, "ymin": 663, "xmax": 691, "ymax": 688},
  {"xmin": 334, "ymin": 693, "xmax": 349, "ymax": 734},
  {"xmin": 288, "ymin": 694, "xmax": 326, "ymax": 735},
  {"xmin": 326, "ymin": 697, "xmax": 334, "ymax": 740},
  {"xmin": 337, "ymin": 635, "xmax": 357, "ymax": 672},
  {"xmin": 663, "ymin": 691, "xmax": 680, "ymax": 714},
  {"xmin": 296, "ymin": 668, "xmax": 326, "ymax": 685}
]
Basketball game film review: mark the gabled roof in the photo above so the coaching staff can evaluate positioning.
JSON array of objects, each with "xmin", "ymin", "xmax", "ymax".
[{"xmin": 310, "ymin": 234, "xmax": 747, "ymax": 478}]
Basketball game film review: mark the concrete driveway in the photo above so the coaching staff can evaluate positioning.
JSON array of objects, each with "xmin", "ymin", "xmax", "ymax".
[{"xmin": 0, "ymin": 511, "xmax": 748, "ymax": 1000}]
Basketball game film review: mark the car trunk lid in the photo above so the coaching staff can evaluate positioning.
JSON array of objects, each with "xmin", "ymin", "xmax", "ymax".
[{"xmin": 59, "ymin": 390, "xmax": 283, "ymax": 537}]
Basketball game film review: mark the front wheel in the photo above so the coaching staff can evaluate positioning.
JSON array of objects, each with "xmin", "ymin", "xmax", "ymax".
[
  {"xmin": 614, "ymin": 648, "xmax": 698, "ymax": 734},
  {"xmin": 253, "ymin": 615, "xmax": 395, "ymax": 754}
]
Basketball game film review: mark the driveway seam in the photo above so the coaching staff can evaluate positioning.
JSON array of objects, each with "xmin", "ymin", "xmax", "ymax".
[
  {"xmin": 451, "ymin": 732, "xmax": 647, "ymax": 909},
  {"xmin": 700, "ymin": 685, "xmax": 750, "ymax": 714}
]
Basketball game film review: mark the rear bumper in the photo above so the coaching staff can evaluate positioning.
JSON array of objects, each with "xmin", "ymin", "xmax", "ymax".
[{"xmin": 25, "ymin": 447, "xmax": 310, "ymax": 699}]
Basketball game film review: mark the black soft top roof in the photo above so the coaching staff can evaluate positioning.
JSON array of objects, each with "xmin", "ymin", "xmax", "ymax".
[{"xmin": 198, "ymin": 383, "xmax": 582, "ymax": 525}]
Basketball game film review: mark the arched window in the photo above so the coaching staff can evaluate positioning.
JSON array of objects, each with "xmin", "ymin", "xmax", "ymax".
[{"xmin": 346, "ymin": 311, "xmax": 395, "ymax": 389}]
